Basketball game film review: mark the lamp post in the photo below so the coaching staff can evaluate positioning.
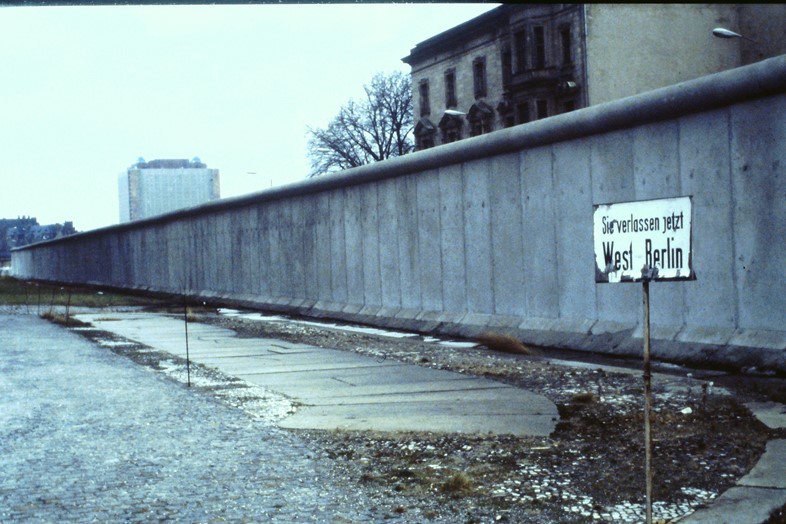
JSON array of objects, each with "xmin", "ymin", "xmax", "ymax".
[{"xmin": 712, "ymin": 27, "xmax": 764, "ymax": 65}]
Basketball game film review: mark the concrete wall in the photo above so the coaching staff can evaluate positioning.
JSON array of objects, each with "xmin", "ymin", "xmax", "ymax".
[{"xmin": 13, "ymin": 57, "xmax": 786, "ymax": 373}]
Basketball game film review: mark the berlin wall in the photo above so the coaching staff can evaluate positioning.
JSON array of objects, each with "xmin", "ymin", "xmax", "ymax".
[{"xmin": 13, "ymin": 57, "xmax": 786, "ymax": 373}]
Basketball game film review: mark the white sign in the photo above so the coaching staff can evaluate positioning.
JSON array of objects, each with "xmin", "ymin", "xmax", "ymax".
[{"xmin": 593, "ymin": 196, "xmax": 694, "ymax": 283}]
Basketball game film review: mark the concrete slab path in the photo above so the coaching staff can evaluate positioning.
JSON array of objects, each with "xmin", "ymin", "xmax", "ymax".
[
  {"xmin": 677, "ymin": 403, "xmax": 786, "ymax": 524},
  {"xmin": 77, "ymin": 312, "xmax": 558, "ymax": 437}
]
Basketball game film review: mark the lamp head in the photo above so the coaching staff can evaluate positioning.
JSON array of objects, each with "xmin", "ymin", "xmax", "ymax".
[
  {"xmin": 712, "ymin": 27, "xmax": 756, "ymax": 42},
  {"xmin": 712, "ymin": 27, "xmax": 742, "ymax": 39}
]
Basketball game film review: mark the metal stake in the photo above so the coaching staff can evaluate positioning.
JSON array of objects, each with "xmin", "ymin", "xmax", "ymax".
[
  {"xmin": 48, "ymin": 287, "xmax": 56, "ymax": 316},
  {"xmin": 183, "ymin": 298, "xmax": 191, "ymax": 387},
  {"xmin": 643, "ymin": 280, "xmax": 653, "ymax": 524},
  {"xmin": 65, "ymin": 289, "xmax": 72, "ymax": 327}
]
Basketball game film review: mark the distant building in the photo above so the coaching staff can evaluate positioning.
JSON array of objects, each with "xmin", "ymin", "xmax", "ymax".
[
  {"xmin": 403, "ymin": 4, "xmax": 786, "ymax": 150},
  {"xmin": 0, "ymin": 217, "xmax": 77, "ymax": 266},
  {"xmin": 119, "ymin": 158, "xmax": 221, "ymax": 223}
]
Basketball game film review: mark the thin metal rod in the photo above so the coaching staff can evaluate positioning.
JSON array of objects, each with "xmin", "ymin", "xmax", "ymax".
[
  {"xmin": 48, "ymin": 287, "xmax": 56, "ymax": 316},
  {"xmin": 183, "ymin": 297, "xmax": 191, "ymax": 387},
  {"xmin": 643, "ymin": 280, "xmax": 653, "ymax": 524},
  {"xmin": 65, "ymin": 290, "xmax": 72, "ymax": 327}
]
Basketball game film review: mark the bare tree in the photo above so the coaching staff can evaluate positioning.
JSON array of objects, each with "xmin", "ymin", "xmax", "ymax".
[{"xmin": 307, "ymin": 71, "xmax": 413, "ymax": 177}]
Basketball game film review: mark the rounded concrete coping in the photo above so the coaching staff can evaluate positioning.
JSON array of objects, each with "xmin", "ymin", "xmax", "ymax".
[{"xmin": 13, "ymin": 55, "xmax": 786, "ymax": 248}]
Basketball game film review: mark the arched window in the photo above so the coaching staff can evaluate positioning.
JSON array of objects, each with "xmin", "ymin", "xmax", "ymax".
[
  {"xmin": 467, "ymin": 101, "xmax": 494, "ymax": 137},
  {"xmin": 414, "ymin": 117, "xmax": 436, "ymax": 150},
  {"xmin": 438, "ymin": 113, "xmax": 464, "ymax": 144}
]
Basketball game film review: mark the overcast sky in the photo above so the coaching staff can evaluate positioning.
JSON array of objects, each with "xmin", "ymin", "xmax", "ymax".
[{"xmin": 0, "ymin": 3, "xmax": 498, "ymax": 231}]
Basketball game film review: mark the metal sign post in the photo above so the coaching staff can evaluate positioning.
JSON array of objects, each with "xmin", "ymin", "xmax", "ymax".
[
  {"xmin": 593, "ymin": 196, "xmax": 695, "ymax": 524},
  {"xmin": 183, "ymin": 296, "xmax": 191, "ymax": 388},
  {"xmin": 642, "ymin": 279, "xmax": 653, "ymax": 523}
]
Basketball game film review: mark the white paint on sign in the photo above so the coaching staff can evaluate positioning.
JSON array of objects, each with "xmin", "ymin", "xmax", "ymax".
[{"xmin": 593, "ymin": 196, "xmax": 693, "ymax": 283}]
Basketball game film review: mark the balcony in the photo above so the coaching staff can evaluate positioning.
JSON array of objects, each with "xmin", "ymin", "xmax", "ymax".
[{"xmin": 510, "ymin": 67, "xmax": 560, "ymax": 89}]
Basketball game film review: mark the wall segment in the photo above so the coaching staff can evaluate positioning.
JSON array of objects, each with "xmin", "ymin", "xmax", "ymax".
[{"xmin": 13, "ymin": 57, "xmax": 786, "ymax": 372}]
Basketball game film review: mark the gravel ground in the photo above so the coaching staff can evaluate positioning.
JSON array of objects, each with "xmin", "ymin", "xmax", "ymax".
[
  {"xmin": 53, "ymin": 306, "xmax": 786, "ymax": 523},
  {"xmin": 201, "ymin": 310, "xmax": 785, "ymax": 523}
]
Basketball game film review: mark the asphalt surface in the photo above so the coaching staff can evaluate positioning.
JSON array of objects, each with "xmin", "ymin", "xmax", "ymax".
[{"xmin": 0, "ymin": 313, "xmax": 376, "ymax": 522}]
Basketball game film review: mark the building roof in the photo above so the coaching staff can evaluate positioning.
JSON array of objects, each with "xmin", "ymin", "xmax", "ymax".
[
  {"xmin": 402, "ymin": 5, "xmax": 511, "ymax": 65},
  {"xmin": 132, "ymin": 159, "xmax": 207, "ymax": 169}
]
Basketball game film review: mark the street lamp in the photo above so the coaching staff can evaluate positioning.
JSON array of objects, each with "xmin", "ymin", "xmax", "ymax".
[{"xmin": 712, "ymin": 27, "xmax": 756, "ymax": 43}]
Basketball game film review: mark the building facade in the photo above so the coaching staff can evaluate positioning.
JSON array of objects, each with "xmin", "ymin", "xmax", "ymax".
[
  {"xmin": 404, "ymin": 5, "xmax": 585, "ymax": 150},
  {"xmin": 403, "ymin": 3, "xmax": 786, "ymax": 150},
  {"xmin": 119, "ymin": 158, "xmax": 220, "ymax": 223},
  {"xmin": 1, "ymin": 217, "xmax": 76, "ymax": 267}
]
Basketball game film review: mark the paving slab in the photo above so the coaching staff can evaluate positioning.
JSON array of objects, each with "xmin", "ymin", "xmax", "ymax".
[
  {"xmin": 676, "ymin": 486, "xmax": 786, "ymax": 524},
  {"xmin": 746, "ymin": 401, "xmax": 786, "ymax": 430},
  {"xmin": 197, "ymin": 354, "xmax": 386, "ymax": 374},
  {"xmin": 77, "ymin": 312, "xmax": 559, "ymax": 437},
  {"xmin": 280, "ymin": 412, "xmax": 557, "ymax": 435},
  {"xmin": 235, "ymin": 375, "xmax": 509, "ymax": 402},
  {"xmin": 299, "ymin": 384, "xmax": 521, "ymax": 405},
  {"xmin": 738, "ymin": 440, "xmax": 786, "ymax": 489}
]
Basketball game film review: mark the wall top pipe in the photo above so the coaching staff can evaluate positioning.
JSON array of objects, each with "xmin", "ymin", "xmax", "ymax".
[{"xmin": 14, "ymin": 55, "xmax": 786, "ymax": 250}]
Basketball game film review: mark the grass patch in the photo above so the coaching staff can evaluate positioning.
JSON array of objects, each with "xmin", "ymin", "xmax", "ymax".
[
  {"xmin": 0, "ymin": 277, "xmax": 165, "ymax": 308},
  {"xmin": 39, "ymin": 311, "xmax": 91, "ymax": 327}
]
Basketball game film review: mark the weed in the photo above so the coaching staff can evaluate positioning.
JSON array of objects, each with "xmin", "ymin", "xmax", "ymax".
[
  {"xmin": 185, "ymin": 307, "xmax": 200, "ymax": 323},
  {"xmin": 571, "ymin": 392, "xmax": 598, "ymax": 403},
  {"xmin": 440, "ymin": 472, "xmax": 473, "ymax": 495},
  {"xmin": 475, "ymin": 332, "xmax": 533, "ymax": 355}
]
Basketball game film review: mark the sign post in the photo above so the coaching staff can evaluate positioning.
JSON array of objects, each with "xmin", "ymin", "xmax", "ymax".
[
  {"xmin": 642, "ymin": 278, "xmax": 652, "ymax": 523},
  {"xmin": 593, "ymin": 196, "xmax": 694, "ymax": 524}
]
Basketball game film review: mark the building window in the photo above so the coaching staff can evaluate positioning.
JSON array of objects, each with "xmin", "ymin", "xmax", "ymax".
[
  {"xmin": 514, "ymin": 29, "xmax": 527, "ymax": 72},
  {"xmin": 415, "ymin": 117, "xmax": 437, "ymax": 151},
  {"xmin": 444, "ymin": 69, "xmax": 457, "ymax": 108},
  {"xmin": 417, "ymin": 134, "xmax": 435, "ymax": 150},
  {"xmin": 473, "ymin": 57, "xmax": 487, "ymax": 99},
  {"xmin": 501, "ymin": 47, "xmax": 512, "ymax": 87},
  {"xmin": 536, "ymin": 99, "xmax": 549, "ymax": 119},
  {"xmin": 560, "ymin": 25, "xmax": 572, "ymax": 65},
  {"xmin": 562, "ymin": 100, "xmax": 576, "ymax": 113},
  {"xmin": 439, "ymin": 113, "xmax": 464, "ymax": 144},
  {"xmin": 533, "ymin": 26, "xmax": 546, "ymax": 69},
  {"xmin": 516, "ymin": 102, "xmax": 530, "ymax": 125},
  {"xmin": 443, "ymin": 127, "xmax": 461, "ymax": 144},
  {"xmin": 419, "ymin": 80, "xmax": 430, "ymax": 116},
  {"xmin": 497, "ymin": 101, "xmax": 515, "ymax": 128},
  {"xmin": 468, "ymin": 101, "xmax": 493, "ymax": 137}
]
